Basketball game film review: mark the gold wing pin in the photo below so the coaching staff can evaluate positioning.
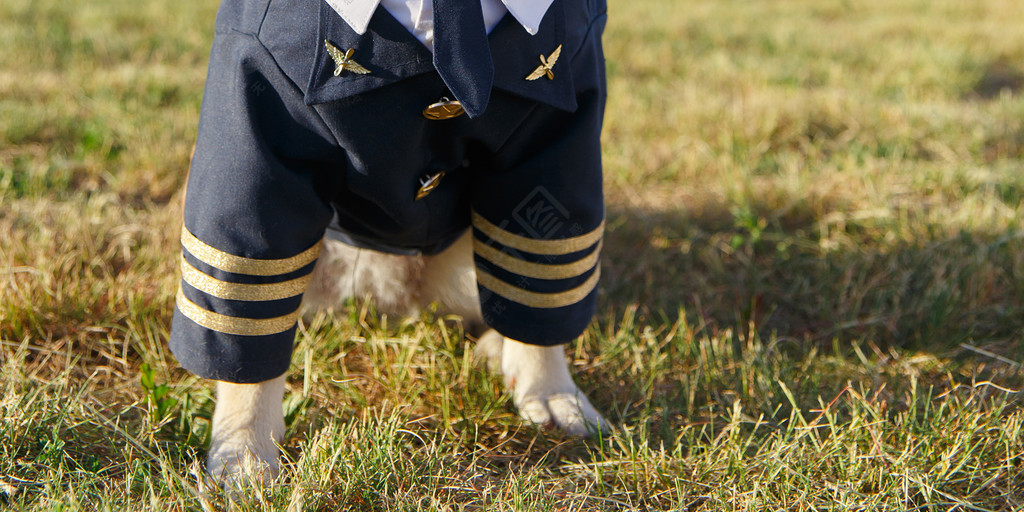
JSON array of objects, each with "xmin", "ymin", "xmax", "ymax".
[
  {"xmin": 525, "ymin": 44, "xmax": 562, "ymax": 81},
  {"xmin": 324, "ymin": 40, "xmax": 371, "ymax": 76}
]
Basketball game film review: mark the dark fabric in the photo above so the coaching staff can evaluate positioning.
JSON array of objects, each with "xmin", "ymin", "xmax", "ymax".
[
  {"xmin": 170, "ymin": 0, "xmax": 609, "ymax": 383},
  {"xmin": 169, "ymin": 18, "xmax": 339, "ymax": 383},
  {"xmin": 171, "ymin": 309, "xmax": 297, "ymax": 383},
  {"xmin": 432, "ymin": 0, "xmax": 494, "ymax": 117}
]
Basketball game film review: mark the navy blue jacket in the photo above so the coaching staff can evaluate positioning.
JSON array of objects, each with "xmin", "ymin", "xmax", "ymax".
[{"xmin": 170, "ymin": 0, "xmax": 609, "ymax": 383}]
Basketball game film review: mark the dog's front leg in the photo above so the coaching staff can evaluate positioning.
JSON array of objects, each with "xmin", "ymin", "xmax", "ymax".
[
  {"xmin": 206, "ymin": 374, "xmax": 286, "ymax": 487},
  {"xmin": 485, "ymin": 335, "xmax": 611, "ymax": 436}
]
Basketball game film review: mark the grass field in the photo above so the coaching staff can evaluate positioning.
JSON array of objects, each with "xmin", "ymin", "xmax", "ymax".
[{"xmin": 2, "ymin": 0, "xmax": 1024, "ymax": 509}]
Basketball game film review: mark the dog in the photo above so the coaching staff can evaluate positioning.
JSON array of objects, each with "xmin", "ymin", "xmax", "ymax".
[{"xmin": 170, "ymin": 0, "xmax": 610, "ymax": 486}]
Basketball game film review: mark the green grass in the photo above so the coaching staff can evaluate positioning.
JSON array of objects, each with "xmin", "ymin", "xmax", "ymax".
[{"xmin": 2, "ymin": 0, "xmax": 1024, "ymax": 509}]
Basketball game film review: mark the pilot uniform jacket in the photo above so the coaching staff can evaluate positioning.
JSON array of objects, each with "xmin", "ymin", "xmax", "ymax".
[{"xmin": 170, "ymin": 0, "xmax": 609, "ymax": 383}]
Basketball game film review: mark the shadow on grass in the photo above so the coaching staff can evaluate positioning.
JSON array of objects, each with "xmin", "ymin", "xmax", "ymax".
[
  {"xmin": 581, "ymin": 202, "xmax": 1024, "ymax": 450},
  {"xmin": 601, "ymin": 203, "xmax": 1024, "ymax": 353}
]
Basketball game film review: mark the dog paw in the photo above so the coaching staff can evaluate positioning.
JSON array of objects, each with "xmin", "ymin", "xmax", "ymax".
[
  {"xmin": 472, "ymin": 329, "xmax": 505, "ymax": 372},
  {"xmin": 499, "ymin": 337, "xmax": 612, "ymax": 437},
  {"xmin": 516, "ymin": 387, "xmax": 610, "ymax": 436},
  {"xmin": 206, "ymin": 435, "xmax": 282, "ymax": 489},
  {"xmin": 206, "ymin": 376, "xmax": 287, "ymax": 489}
]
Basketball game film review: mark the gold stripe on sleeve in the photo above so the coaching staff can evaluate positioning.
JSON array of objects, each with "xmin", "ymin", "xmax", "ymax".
[
  {"xmin": 175, "ymin": 287, "xmax": 299, "ymax": 336},
  {"xmin": 476, "ymin": 267, "xmax": 600, "ymax": 309},
  {"xmin": 471, "ymin": 211, "xmax": 604, "ymax": 256},
  {"xmin": 180, "ymin": 257, "xmax": 311, "ymax": 302},
  {"xmin": 473, "ymin": 238, "xmax": 601, "ymax": 280},
  {"xmin": 181, "ymin": 227, "xmax": 322, "ymax": 277}
]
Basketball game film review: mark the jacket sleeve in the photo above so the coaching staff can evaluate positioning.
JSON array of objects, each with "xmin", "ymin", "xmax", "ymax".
[
  {"xmin": 169, "ymin": 29, "xmax": 341, "ymax": 383},
  {"xmin": 470, "ymin": 9, "xmax": 608, "ymax": 346}
]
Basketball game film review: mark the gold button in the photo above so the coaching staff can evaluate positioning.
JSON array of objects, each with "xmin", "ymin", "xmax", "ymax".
[
  {"xmin": 415, "ymin": 171, "xmax": 446, "ymax": 200},
  {"xmin": 422, "ymin": 98, "xmax": 464, "ymax": 120}
]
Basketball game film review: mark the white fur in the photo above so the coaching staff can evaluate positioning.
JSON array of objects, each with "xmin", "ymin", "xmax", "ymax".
[
  {"xmin": 207, "ymin": 231, "xmax": 609, "ymax": 486},
  {"xmin": 207, "ymin": 375, "xmax": 286, "ymax": 486},
  {"xmin": 420, "ymin": 230, "xmax": 485, "ymax": 328},
  {"xmin": 302, "ymin": 238, "xmax": 424, "ymax": 317},
  {"xmin": 498, "ymin": 337, "xmax": 610, "ymax": 436}
]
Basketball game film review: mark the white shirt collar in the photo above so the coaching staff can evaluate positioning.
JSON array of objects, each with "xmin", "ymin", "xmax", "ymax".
[
  {"xmin": 324, "ymin": 0, "xmax": 554, "ymax": 38},
  {"xmin": 500, "ymin": 0, "xmax": 555, "ymax": 35}
]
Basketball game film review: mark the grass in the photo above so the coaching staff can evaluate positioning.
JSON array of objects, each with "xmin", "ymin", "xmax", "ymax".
[{"xmin": 2, "ymin": 0, "xmax": 1023, "ymax": 509}]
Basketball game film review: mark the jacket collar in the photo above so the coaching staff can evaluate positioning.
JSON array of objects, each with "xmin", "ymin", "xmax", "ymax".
[{"xmin": 304, "ymin": 0, "xmax": 576, "ymax": 113}]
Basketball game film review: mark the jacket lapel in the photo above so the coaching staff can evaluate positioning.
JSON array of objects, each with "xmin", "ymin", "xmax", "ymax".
[
  {"xmin": 305, "ymin": 0, "xmax": 435, "ymax": 106},
  {"xmin": 304, "ymin": 0, "xmax": 577, "ymax": 113},
  {"xmin": 489, "ymin": 0, "xmax": 577, "ymax": 113}
]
